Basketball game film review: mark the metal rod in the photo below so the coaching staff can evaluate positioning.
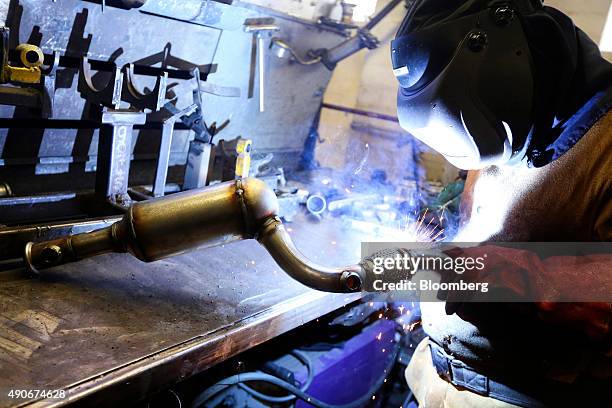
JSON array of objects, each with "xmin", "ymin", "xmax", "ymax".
[
  {"xmin": 321, "ymin": 102, "xmax": 399, "ymax": 122},
  {"xmin": 0, "ymin": 118, "xmax": 197, "ymax": 129},
  {"xmin": 152, "ymin": 119, "xmax": 175, "ymax": 197},
  {"xmin": 259, "ymin": 218, "xmax": 362, "ymax": 292},
  {"xmin": 258, "ymin": 36, "xmax": 265, "ymax": 112}
]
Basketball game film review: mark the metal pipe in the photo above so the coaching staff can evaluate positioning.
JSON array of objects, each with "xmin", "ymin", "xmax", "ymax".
[
  {"xmin": 24, "ymin": 178, "xmax": 364, "ymax": 293},
  {"xmin": 258, "ymin": 218, "xmax": 363, "ymax": 292}
]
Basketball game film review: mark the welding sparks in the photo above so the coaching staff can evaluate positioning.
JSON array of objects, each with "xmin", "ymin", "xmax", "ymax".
[
  {"xmin": 403, "ymin": 320, "xmax": 421, "ymax": 332},
  {"xmin": 394, "ymin": 209, "xmax": 446, "ymax": 243},
  {"xmin": 349, "ymin": 209, "xmax": 445, "ymax": 243}
]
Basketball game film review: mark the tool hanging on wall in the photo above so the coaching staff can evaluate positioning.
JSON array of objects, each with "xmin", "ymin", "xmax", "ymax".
[
  {"xmin": 244, "ymin": 18, "xmax": 279, "ymax": 113},
  {"xmin": 78, "ymin": 57, "xmax": 168, "ymax": 208}
]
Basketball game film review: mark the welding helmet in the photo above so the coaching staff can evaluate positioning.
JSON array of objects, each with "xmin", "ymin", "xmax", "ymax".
[{"xmin": 392, "ymin": 1, "xmax": 540, "ymax": 169}]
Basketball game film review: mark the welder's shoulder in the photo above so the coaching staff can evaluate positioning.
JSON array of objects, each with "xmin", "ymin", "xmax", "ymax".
[
  {"xmin": 579, "ymin": 111, "xmax": 612, "ymax": 240},
  {"xmin": 458, "ymin": 170, "xmax": 479, "ymax": 224}
]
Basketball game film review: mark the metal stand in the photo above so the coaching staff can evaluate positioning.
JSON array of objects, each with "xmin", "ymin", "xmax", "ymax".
[
  {"xmin": 96, "ymin": 109, "xmax": 146, "ymax": 205},
  {"xmin": 78, "ymin": 57, "xmax": 167, "ymax": 207}
]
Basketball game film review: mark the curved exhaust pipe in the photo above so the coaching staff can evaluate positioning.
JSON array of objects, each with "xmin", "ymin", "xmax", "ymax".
[{"xmin": 24, "ymin": 179, "xmax": 364, "ymax": 293}]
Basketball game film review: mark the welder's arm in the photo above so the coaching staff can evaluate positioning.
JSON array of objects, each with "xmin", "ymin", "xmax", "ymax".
[{"xmin": 445, "ymin": 246, "xmax": 612, "ymax": 342}]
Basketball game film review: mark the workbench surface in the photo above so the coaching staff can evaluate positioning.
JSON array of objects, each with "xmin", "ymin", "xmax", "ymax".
[{"xmin": 0, "ymin": 214, "xmax": 366, "ymax": 407}]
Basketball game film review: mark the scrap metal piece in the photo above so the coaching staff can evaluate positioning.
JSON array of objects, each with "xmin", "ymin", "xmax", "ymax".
[
  {"xmin": 198, "ymin": 80, "xmax": 240, "ymax": 98},
  {"xmin": 306, "ymin": 194, "xmax": 327, "ymax": 216},
  {"xmin": 24, "ymin": 179, "xmax": 364, "ymax": 293}
]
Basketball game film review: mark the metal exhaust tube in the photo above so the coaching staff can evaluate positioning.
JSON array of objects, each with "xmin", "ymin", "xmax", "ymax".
[
  {"xmin": 258, "ymin": 217, "xmax": 363, "ymax": 293},
  {"xmin": 24, "ymin": 178, "xmax": 364, "ymax": 293}
]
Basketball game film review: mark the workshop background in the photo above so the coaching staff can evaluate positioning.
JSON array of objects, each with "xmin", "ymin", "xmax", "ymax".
[
  {"xmin": 0, "ymin": 1, "xmax": 611, "ymax": 408},
  {"xmin": 316, "ymin": 0, "xmax": 612, "ymax": 186}
]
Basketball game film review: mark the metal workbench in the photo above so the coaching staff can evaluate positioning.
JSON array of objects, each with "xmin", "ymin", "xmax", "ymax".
[{"xmin": 0, "ymin": 213, "xmax": 365, "ymax": 407}]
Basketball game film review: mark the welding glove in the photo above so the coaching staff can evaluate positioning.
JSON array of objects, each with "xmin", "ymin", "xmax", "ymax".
[{"xmin": 359, "ymin": 246, "xmax": 452, "ymax": 302}]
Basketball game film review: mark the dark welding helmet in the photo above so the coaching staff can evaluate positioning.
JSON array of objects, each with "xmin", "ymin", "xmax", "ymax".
[{"xmin": 392, "ymin": 1, "xmax": 538, "ymax": 169}]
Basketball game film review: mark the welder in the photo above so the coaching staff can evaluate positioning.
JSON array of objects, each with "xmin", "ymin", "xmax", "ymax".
[{"xmin": 388, "ymin": 0, "xmax": 612, "ymax": 406}]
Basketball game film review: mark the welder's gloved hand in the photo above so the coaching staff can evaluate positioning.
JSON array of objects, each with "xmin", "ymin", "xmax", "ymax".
[
  {"xmin": 359, "ymin": 247, "xmax": 413, "ymax": 289},
  {"xmin": 359, "ymin": 247, "xmax": 450, "ymax": 297}
]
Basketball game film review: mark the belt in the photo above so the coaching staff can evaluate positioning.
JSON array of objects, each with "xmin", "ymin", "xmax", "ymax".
[{"xmin": 429, "ymin": 342, "xmax": 547, "ymax": 408}]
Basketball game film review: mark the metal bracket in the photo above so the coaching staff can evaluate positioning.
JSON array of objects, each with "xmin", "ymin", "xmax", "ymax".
[
  {"xmin": 78, "ymin": 57, "xmax": 123, "ymax": 109},
  {"xmin": 95, "ymin": 109, "xmax": 147, "ymax": 207},
  {"xmin": 79, "ymin": 56, "xmax": 171, "ymax": 205},
  {"xmin": 39, "ymin": 51, "xmax": 60, "ymax": 117},
  {"xmin": 121, "ymin": 63, "xmax": 168, "ymax": 112}
]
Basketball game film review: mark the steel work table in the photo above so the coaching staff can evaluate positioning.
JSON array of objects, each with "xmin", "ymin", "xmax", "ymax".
[{"xmin": 0, "ymin": 214, "xmax": 366, "ymax": 407}]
